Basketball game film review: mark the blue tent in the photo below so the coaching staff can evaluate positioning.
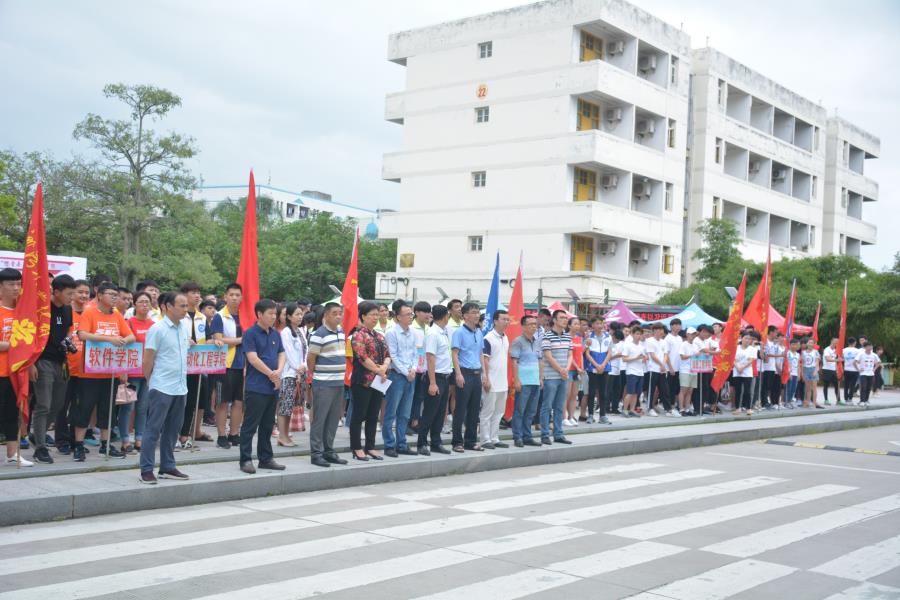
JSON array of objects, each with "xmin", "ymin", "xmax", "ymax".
[{"xmin": 640, "ymin": 302, "xmax": 722, "ymax": 328}]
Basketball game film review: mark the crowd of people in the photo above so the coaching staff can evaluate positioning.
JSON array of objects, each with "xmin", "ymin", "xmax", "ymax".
[{"xmin": 0, "ymin": 270, "xmax": 887, "ymax": 480}]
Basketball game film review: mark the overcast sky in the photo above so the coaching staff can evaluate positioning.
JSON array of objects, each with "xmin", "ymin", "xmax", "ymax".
[{"xmin": 1, "ymin": 0, "xmax": 896, "ymax": 270}]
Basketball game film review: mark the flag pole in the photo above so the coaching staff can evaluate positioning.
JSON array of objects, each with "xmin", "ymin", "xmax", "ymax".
[
  {"xmin": 107, "ymin": 374, "xmax": 116, "ymax": 459},
  {"xmin": 189, "ymin": 382, "xmax": 202, "ymax": 452}
]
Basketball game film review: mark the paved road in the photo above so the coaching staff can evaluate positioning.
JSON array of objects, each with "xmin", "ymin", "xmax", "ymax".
[{"xmin": 2, "ymin": 426, "xmax": 900, "ymax": 600}]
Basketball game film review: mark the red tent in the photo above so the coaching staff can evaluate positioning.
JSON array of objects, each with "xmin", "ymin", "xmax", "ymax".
[
  {"xmin": 742, "ymin": 305, "xmax": 813, "ymax": 335},
  {"xmin": 547, "ymin": 301, "xmax": 577, "ymax": 318}
]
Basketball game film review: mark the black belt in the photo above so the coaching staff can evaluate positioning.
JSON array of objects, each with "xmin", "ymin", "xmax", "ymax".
[
  {"xmin": 460, "ymin": 367, "xmax": 481, "ymax": 375},
  {"xmin": 434, "ymin": 372, "xmax": 452, "ymax": 379}
]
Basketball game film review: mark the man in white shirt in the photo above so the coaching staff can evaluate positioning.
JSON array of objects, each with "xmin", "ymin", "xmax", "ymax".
[
  {"xmin": 842, "ymin": 337, "xmax": 859, "ymax": 404},
  {"xmin": 645, "ymin": 323, "xmax": 674, "ymax": 416},
  {"xmin": 854, "ymin": 342, "xmax": 880, "ymax": 406},
  {"xmin": 678, "ymin": 328, "xmax": 698, "ymax": 414},
  {"xmin": 664, "ymin": 319, "xmax": 683, "ymax": 409},
  {"xmin": 621, "ymin": 326, "xmax": 647, "ymax": 417},
  {"xmin": 760, "ymin": 326, "xmax": 782, "ymax": 410},
  {"xmin": 480, "ymin": 310, "xmax": 511, "ymax": 449},
  {"xmin": 821, "ymin": 338, "xmax": 840, "ymax": 405}
]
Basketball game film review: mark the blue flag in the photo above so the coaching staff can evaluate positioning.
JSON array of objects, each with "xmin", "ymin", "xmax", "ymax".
[{"xmin": 483, "ymin": 251, "xmax": 500, "ymax": 333}]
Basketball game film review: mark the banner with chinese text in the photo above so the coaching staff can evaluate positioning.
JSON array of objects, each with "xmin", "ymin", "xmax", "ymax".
[
  {"xmin": 187, "ymin": 344, "xmax": 227, "ymax": 375},
  {"xmin": 84, "ymin": 341, "xmax": 143, "ymax": 376}
]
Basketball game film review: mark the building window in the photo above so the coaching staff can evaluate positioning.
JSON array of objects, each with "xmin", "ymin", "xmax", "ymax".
[
  {"xmin": 712, "ymin": 196, "xmax": 721, "ymax": 219},
  {"xmin": 717, "ymin": 79, "xmax": 727, "ymax": 108},
  {"xmin": 579, "ymin": 31, "xmax": 602, "ymax": 61},
  {"xmin": 472, "ymin": 171, "xmax": 486, "ymax": 187},
  {"xmin": 577, "ymin": 98, "xmax": 600, "ymax": 131},
  {"xmin": 809, "ymin": 226, "xmax": 816, "ymax": 248},
  {"xmin": 667, "ymin": 119, "xmax": 676, "ymax": 148},
  {"xmin": 475, "ymin": 106, "xmax": 490, "ymax": 123},
  {"xmin": 813, "ymin": 126, "xmax": 820, "ymax": 151},
  {"xmin": 573, "ymin": 167, "xmax": 596, "ymax": 202},
  {"xmin": 839, "ymin": 234, "xmax": 846, "ymax": 255},
  {"xmin": 714, "ymin": 138, "xmax": 723, "ymax": 164},
  {"xmin": 286, "ymin": 205, "xmax": 296, "ymax": 218},
  {"xmin": 468, "ymin": 235, "xmax": 483, "ymax": 252},
  {"xmin": 841, "ymin": 188, "xmax": 848, "ymax": 209},
  {"xmin": 570, "ymin": 235, "xmax": 594, "ymax": 271},
  {"xmin": 670, "ymin": 57, "xmax": 679, "ymax": 86},
  {"xmin": 811, "ymin": 175, "xmax": 818, "ymax": 198},
  {"xmin": 664, "ymin": 183, "xmax": 674, "ymax": 211},
  {"xmin": 663, "ymin": 247, "xmax": 675, "ymax": 274},
  {"xmin": 478, "ymin": 41, "xmax": 492, "ymax": 59},
  {"xmin": 842, "ymin": 141, "xmax": 850, "ymax": 166},
  {"xmin": 378, "ymin": 277, "xmax": 397, "ymax": 296}
]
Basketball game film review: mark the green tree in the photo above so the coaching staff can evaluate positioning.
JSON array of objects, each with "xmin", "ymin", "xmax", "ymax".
[
  {"xmin": 692, "ymin": 218, "xmax": 744, "ymax": 282},
  {"xmin": 73, "ymin": 83, "xmax": 197, "ymax": 287},
  {"xmin": 0, "ymin": 157, "xmax": 21, "ymax": 250}
]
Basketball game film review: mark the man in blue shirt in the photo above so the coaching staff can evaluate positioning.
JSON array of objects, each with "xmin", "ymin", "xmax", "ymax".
[
  {"xmin": 238, "ymin": 299, "xmax": 285, "ymax": 474},
  {"xmin": 421, "ymin": 304, "xmax": 453, "ymax": 455},
  {"xmin": 451, "ymin": 302, "xmax": 484, "ymax": 452},
  {"xmin": 139, "ymin": 292, "xmax": 191, "ymax": 485},
  {"xmin": 383, "ymin": 301, "xmax": 417, "ymax": 457}
]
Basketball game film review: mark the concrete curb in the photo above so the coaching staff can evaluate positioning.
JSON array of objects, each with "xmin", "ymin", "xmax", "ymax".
[{"xmin": 2, "ymin": 408, "xmax": 899, "ymax": 527}]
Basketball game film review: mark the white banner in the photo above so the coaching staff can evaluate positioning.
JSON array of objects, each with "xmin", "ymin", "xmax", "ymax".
[{"xmin": 0, "ymin": 251, "xmax": 87, "ymax": 280}]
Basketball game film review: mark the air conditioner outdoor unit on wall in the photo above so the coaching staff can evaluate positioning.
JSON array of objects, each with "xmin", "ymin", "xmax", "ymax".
[
  {"xmin": 636, "ymin": 120, "xmax": 655, "ymax": 136},
  {"xmin": 638, "ymin": 55, "xmax": 657, "ymax": 73},
  {"xmin": 631, "ymin": 247, "xmax": 650, "ymax": 263},
  {"xmin": 632, "ymin": 182, "xmax": 650, "ymax": 198},
  {"xmin": 607, "ymin": 41, "xmax": 625, "ymax": 55},
  {"xmin": 601, "ymin": 174, "xmax": 619, "ymax": 189},
  {"xmin": 749, "ymin": 160, "xmax": 761, "ymax": 175},
  {"xmin": 772, "ymin": 168, "xmax": 786, "ymax": 182},
  {"xmin": 599, "ymin": 241, "xmax": 617, "ymax": 255},
  {"xmin": 747, "ymin": 214, "xmax": 758, "ymax": 227},
  {"xmin": 605, "ymin": 108, "xmax": 622, "ymax": 123}
]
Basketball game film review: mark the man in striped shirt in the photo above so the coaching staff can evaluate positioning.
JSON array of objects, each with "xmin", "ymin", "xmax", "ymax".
[
  {"xmin": 540, "ymin": 310, "xmax": 573, "ymax": 445},
  {"xmin": 307, "ymin": 302, "xmax": 348, "ymax": 468}
]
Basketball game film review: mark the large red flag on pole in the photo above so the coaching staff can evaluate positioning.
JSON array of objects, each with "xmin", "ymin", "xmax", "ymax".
[
  {"xmin": 341, "ymin": 228, "xmax": 360, "ymax": 385},
  {"xmin": 781, "ymin": 279, "xmax": 798, "ymax": 385},
  {"xmin": 743, "ymin": 247, "xmax": 772, "ymax": 333},
  {"xmin": 9, "ymin": 183, "xmax": 51, "ymax": 420},
  {"xmin": 503, "ymin": 253, "xmax": 525, "ymax": 419},
  {"xmin": 236, "ymin": 171, "xmax": 260, "ymax": 328},
  {"xmin": 836, "ymin": 280, "xmax": 848, "ymax": 380},
  {"xmin": 811, "ymin": 301, "xmax": 821, "ymax": 346},
  {"xmin": 712, "ymin": 271, "xmax": 747, "ymax": 393}
]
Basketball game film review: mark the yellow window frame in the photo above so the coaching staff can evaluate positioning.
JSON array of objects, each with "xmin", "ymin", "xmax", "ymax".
[
  {"xmin": 577, "ymin": 99, "xmax": 600, "ymax": 131},
  {"xmin": 573, "ymin": 168, "xmax": 596, "ymax": 201},
  {"xmin": 580, "ymin": 31, "xmax": 602, "ymax": 62},
  {"xmin": 570, "ymin": 235, "xmax": 594, "ymax": 271}
]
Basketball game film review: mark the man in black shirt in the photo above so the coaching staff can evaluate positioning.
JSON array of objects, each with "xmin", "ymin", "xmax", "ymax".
[{"xmin": 30, "ymin": 274, "xmax": 75, "ymax": 464}]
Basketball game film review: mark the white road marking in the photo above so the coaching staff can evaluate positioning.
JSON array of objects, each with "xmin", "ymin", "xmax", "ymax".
[
  {"xmin": 300, "ymin": 501, "xmax": 437, "ymax": 524},
  {"xmin": 239, "ymin": 489, "xmax": 374, "ymax": 511},
  {"xmin": 822, "ymin": 582, "xmax": 900, "ymax": 600},
  {"xmin": 812, "ymin": 532, "xmax": 900, "ymax": 581},
  {"xmin": 708, "ymin": 452, "xmax": 900, "ymax": 475},
  {"xmin": 609, "ymin": 484, "xmax": 855, "ymax": 540},
  {"xmin": 623, "ymin": 558, "xmax": 796, "ymax": 599},
  {"xmin": 704, "ymin": 493, "xmax": 900, "ymax": 557}
]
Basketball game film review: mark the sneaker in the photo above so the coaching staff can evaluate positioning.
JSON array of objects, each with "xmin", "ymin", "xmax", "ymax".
[
  {"xmin": 73, "ymin": 444, "xmax": 86, "ymax": 462},
  {"xmin": 45, "ymin": 434, "xmax": 55, "ymax": 446},
  {"xmin": 629, "ymin": 411, "xmax": 641, "ymax": 418},
  {"xmin": 173, "ymin": 441, "xmax": 183, "ymax": 452},
  {"xmin": 83, "ymin": 437, "xmax": 99, "ymax": 446},
  {"xmin": 647, "ymin": 409, "xmax": 659, "ymax": 417},
  {"xmin": 668, "ymin": 409, "xmax": 680, "ymax": 417},
  {"xmin": 339, "ymin": 417, "xmax": 345, "ymax": 428},
  {"xmin": 139, "ymin": 471, "xmax": 158, "ymax": 485},
  {"xmin": 746, "ymin": 409, "xmax": 754, "ymax": 416},
  {"xmin": 216, "ymin": 436, "xmax": 231, "ymax": 450},
  {"xmin": 158, "ymin": 468, "xmax": 190, "ymax": 480},
  {"xmin": 598, "ymin": 416, "xmax": 611, "ymax": 424},
  {"xmin": 586, "ymin": 416, "xmax": 594, "ymax": 424},
  {"xmin": 101, "ymin": 444, "xmax": 126, "ymax": 459},
  {"xmin": 5, "ymin": 455, "xmax": 34, "ymax": 467},
  {"xmin": 18, "ymin": 437, "xmax": 29, "ymax": 450},
  {"xmin": 33, "ymin": 447, "xmax": 54, "ymax": 464},
  {"xmin": 56, "ymin": 442, "xmax": 71, "ymax": 455},
  {"xmin": 228, "ymin": 435, "xmax": 240, "ymax": 447}
]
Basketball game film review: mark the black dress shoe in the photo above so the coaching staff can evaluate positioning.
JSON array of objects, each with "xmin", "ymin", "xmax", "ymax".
[
  {"xmin": 398, "ymin": 447, "xmax": 417, "ymax": 456},
  {"xmin": 384, "ymin": 448, "xmax": 399, "ymax": 458},
  {"xmin": 554, "ymin": 437, "xmax": 572, "ymax": 445},
  {"xmin": 432, "ymin": 445, "xmax": 451, "ymax": 454},
  {"xmin": 541, "ymin": 437, "xmax": 552, "ymax": 445},
  {"xmin": 311, "ymin": 455, "xmax": 331, "ymax": 468},
  {"xmin": 523, "ymin": 439, "xmax": 542, "ymax": 447},
  {"xmin": 257, "ymin": 460, "xmax": 286, "ymax": 470},
  {"xmin": 324, "ymin": 454, "xmax": 347, "ymax": 465},
  {"xmin": 351, "ymin": 452, "xmax": 369, "ymax": 461},
  {"xmin": 228, "ymin": 434, "xmax": 240, "ymax": 447},
  {"xmin": 365, "ymin": 451, "xmax": 384, "ymax": 460},
  {"xmin": 240, "ymin": 461, "xmax": 256, "ymax": 474},
  {"xmin": 494, "ymin": 441, "xmax": 509, "ymax": 448},
  {"xmin": 481, "ymin": 442, "xmax": 495, "ymax": 450},
  {"xmin": 418, "ymin": 446, "xmax": 431, "ymax": 456},
  {"xmin": 514, "ymin": 439, "xmax": 524, "ymax": 448}
]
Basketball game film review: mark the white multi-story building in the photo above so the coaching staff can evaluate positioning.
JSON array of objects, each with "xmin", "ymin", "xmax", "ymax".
[
  {"xmin": 377, "ymin": 0, "xmax": 880, "ymax": 304},
  {"xmin": 193, "ymin": 184, "xmax": 379, "ymax": 228},
  {"xmin": 377, "ymin": 0, "xmax": 690, "ymax": 304},
  {"xmin": 823, "ymin": 117, "xmax": 879, "ymax": 258},
  {"xmin": 686, "ymin": 47, "xmax": 829, "ymax": 278}
]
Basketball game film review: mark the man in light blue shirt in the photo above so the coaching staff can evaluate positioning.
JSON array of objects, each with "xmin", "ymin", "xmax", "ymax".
[
  {"xmin": 139, "ymin": 292, "xmax": 191, "ymax": 484},
  {"xmin": 451, "ymin": 302, "xmax": 485, "ymax": 451},
  {"xmin": 383, "ymin": 302, "xmax": 417, "ymax": 456}
]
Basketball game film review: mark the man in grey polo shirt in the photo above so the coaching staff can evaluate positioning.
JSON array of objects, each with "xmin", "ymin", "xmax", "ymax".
[
  {"xmin": 307, "ymin": 302, "xmax": 348, "ymax": 468},
  {"xmin": 510, "ymin": 314, "xmax": 543, "ymax": 447}
]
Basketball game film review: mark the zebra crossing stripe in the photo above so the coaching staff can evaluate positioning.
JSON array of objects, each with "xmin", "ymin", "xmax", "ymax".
[
  {"xmin": 822, "ymin": 582, "xmax": 900, "ymax": 600},
  {"xmin": 811, "ymin": 532, "xmax": 900, "ymax": 581},
  {"xmin": 609, "ymin": 484, "xmax": 855, "ymax": 540},
  {"xmin": 623, "ymin": 558, "xmax": 796, "ymax": 599}
]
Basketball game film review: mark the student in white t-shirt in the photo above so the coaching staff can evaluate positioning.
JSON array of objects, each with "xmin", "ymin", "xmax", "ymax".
[
  {"xmin": 801, "ymin": 338, "xmax": 822, "ymax": 408},
  {"xmin": 678, "ymin": 328, "xmax": 698, "ymax": 414},
  {"xmin": 784, "ymin": 338, "xmax": 802, "ymax": 408},
  {"xmin": 731, "ymin": 333, "xmax": 758, "ymax": 414},
  {"xmin": 854, "ymin": 342, "xmax": 880, "ymax": 405},
  {"xmin": 621, "ymin": 326, "xmax": 648, "ymax": 418},
  {"xmin": 841, "ymin": 337, "xmax": 859, "ymax": 404},
  {"xmin": 821, "ymin": 337, "xmax": 840, "ymax": 405},
  {"xmin": 605, "ymin": 329, "xmax": 626, "ymax": 414}
]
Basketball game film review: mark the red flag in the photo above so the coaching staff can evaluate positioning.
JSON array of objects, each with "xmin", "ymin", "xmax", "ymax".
[
  {"xmin": 781, "ymin": 279, "xmax": 797, "ymax": 384},
  {"xmin": 9, "ymin": 183, "xmax": 51, "ymax": 419},
  {"xmin": 743, "ymin": 247, "xmax": 771, "ymax": 334},
  {"xmin": 837, "ymin": 280, "xmax": 847, "ymax": 380},
  {"xmin": 712, "ymin": 271, "xmax": 747, "ymax": 393},
  {"xmin": 811, "ymin": 301, "xmax": 821, "ymax": 346},
  {"xmin": 236, "ymin": 171, "xmax": 260, "ymax": 328},
  {"xmin": 503, "ymin": 254, "xmax": 525, "ymax": 419},
  {"xmin": 341, "ymin": 228, "xmax": 360, "ymax": 385}
]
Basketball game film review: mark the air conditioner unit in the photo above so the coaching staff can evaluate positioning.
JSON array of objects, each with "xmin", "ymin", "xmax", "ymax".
[
  {"xmin": 636, "ymin": 119, "xmax": 655, "ymax": 136},
  {"xmin": 638, "ymin": 55, "xmax": 657, "ymax": 73},
  {"xmin": 801, "ymin": 244, "xmax": 809, "ymax": 251},
  {"xmin": 632, "ymin": 247, "xmax": 651, "ymax": 263},
  {"xmin": 599, "ymin": 241, "xmax": 617, "ymax": 255},
  {"xmin": 605, "ymin": 108, "xmax": 622, "ymax": 123},
  {"xmin": 601, "ymin": 174, "xmax": 619, "ymax": 189},
  {"xmin": 749, "ymin": 160, "xmax": 761, "ymax": 175},
  {"xmin": 747, "ymin": 214, "xmax": 759, "ymax": 227},
  {"xmin": 772, "ymin": 168, "xmax": 786, "ymax": 182},
  {"xmin": 632, "ymin": 182, "xmax": 650, "ymax": 198},
  {"xmin": 607, "ymin": 41, "xmax": 625, "ymax": 55}
]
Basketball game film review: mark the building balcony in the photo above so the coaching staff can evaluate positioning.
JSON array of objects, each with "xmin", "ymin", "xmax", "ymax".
[
  {"xmin": 830, "ymin": 213, "xmax": 877, "ymax": 245},
  {"xmin": 839, "ymin": 167, "xmax": 879, "ymax": 200},
  {"xmin": 714, "ymin": 113, "xmax": 822, "ymax": 174}
]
